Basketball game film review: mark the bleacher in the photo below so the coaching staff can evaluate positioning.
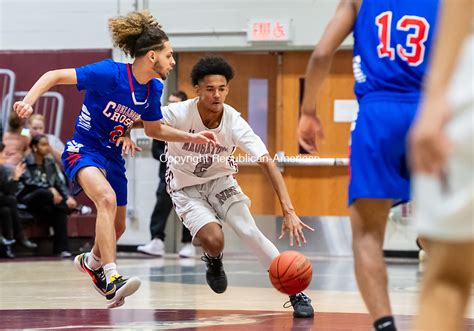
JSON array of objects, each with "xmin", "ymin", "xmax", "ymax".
[{"xmin": 1, "ymin": 68, "xmax": 96, "ymax": 256}]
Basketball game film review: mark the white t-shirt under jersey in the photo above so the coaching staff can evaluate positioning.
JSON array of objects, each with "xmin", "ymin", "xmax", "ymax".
[{"xmin": 161, "ymin": 98, "xmax": 268, "ymax": 191}]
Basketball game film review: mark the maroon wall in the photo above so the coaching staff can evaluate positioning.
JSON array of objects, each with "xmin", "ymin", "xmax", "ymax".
[
  {"xmin": 0, "ymin": 49, "xmax": 112, "ymax": 208},
  {"xmin": 0, "ymin": 49, "xmax": 112, "ymax": 141}
]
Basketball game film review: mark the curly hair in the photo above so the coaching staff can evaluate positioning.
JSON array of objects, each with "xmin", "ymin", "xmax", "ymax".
[
  {"xmin": 191, "ymin": 56, "xmax": 235, "ymax": 86},
  {"xmin": 108, "ymin": 10, "xmax": 169, "ymax": 58}
]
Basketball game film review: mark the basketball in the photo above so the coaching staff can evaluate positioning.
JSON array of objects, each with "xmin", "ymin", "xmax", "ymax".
[{"xmin": 269, "ymin": 251, "xmax": 313, "ymax": 295}]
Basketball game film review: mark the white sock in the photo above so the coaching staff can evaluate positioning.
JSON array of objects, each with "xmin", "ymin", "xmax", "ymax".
[
  {"xmin": 86, "ymin": 251, "xmax": 102, "ymax": 270},
  {"xmin": 103, "ymin": 263, "xmax": 118, "ymax": 284},
  {"xmin": 225, "ymin": 202, "xmax": 279, "ymax": 268}
]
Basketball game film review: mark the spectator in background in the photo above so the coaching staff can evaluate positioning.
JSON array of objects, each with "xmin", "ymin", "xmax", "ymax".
[
  {"xmin": 2, "ymin": 112, "xmax": 29, "ymax": 166},
  {"xmin": 138, "ymin": 90, "xmax": 196, "ymax": 258},
  {"xmin": 16, "ymin": 134, "xmax": 74, "ymax": 257},
  {"xmin": 26, "ymin": 114, "xmax": 91, "ymax": 215},
  {"xmin": 0, "ymin": 141, "xmax": 37, "ymax": 259},
  {"xmin": 27, "ymin": 114, "xmax": 65, "ymax": 166}
]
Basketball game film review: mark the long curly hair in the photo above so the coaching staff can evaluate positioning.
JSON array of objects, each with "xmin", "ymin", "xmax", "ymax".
[{"xmin": 108, "ymin": 10, "xmax": 169, "ymax": 58}]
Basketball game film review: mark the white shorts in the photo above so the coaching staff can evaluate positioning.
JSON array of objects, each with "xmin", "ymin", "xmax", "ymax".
[
  {"xmin": 414, "ymin": 34, "xmax": 474, "ymax": 242},
  {"xmin": 169, "ymin": 175, "xmax": 250, "ymax": 245}
]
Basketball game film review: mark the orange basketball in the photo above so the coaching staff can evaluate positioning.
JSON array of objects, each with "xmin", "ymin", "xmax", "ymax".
[{"xmin": 269, "ymin": 251, "xmax": 313, "ymax": 295}]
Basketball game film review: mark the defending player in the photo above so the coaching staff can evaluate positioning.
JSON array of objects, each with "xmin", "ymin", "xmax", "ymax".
[
  {"xmin": 13, "ymin": 11, "xmax": 215, "ymax": 308},
  {"xmin": 298, "ymin": 1, "xmax": 439, "ymax": 330}
]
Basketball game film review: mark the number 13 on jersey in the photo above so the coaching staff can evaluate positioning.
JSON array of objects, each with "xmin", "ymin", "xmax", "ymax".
[{"xmin": 376, "ymin": 11, "xmax": 430, "ymax": 66}]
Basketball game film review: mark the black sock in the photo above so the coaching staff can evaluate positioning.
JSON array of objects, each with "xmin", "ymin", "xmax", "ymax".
[{"xmin": 374, "ymin": 316, "xmax": 396, "ymax": 331}]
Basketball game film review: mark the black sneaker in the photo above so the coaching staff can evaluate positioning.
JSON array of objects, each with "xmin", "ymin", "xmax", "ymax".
[
  {"xmin": 105, "ymin": 274, "xmax": 141, "ymax": 308},
  {"xmin": 201, "ymin": 253, "xmax": 227, "ymax": 294},
  {"xmin": 284, "ymin": 292, "xmax": 314, "ymax": 318},
  {"xmin": 74, "ymin": 253, "xmax": 107, "ymax": 296}
]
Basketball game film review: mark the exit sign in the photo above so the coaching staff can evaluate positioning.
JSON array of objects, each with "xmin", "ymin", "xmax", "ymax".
[{"xmin": 247, "ymin": 19, "xmax": 292, "ymax": 42}]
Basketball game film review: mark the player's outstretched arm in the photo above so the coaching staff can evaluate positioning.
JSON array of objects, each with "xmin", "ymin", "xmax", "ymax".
[
  {"xmin": 257, "ymin": 154, "xmax": 315, "ymax": 246},
  {"xmin": 143, "ymin": 119, "xmax": 217, "ymax": 145},
  {"xmin": 14, "ymin": 69, "xmax": 77, "ymax": 119},
  {"xmin": 299, "ymin": 0, "xmax": 357, "ymax": 153}
]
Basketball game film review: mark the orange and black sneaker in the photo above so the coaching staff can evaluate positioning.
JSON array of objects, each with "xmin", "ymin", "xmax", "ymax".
[
  {"xmin": 105, "ymin": 273, "xmax": 141, "ymax": 308},
  {"xmin": 74, "ymin": 253, "xmax": 107, "ymax": 296}
]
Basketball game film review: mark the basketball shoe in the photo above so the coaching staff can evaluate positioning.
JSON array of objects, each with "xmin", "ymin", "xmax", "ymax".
[
  {"xmin": 105, "ymin": 274, "xmax": 141, "ymax": 308},
  {"xmin": 74, "ymin": 253, "xmax": 107, "ymax": 296},
  {"xmin": 201, "ymin": 253, "xmax": 227, "ymax": 293},
  {"xmin": 284, "ymin": 292, "xmax": 314, "ymax": 318}
]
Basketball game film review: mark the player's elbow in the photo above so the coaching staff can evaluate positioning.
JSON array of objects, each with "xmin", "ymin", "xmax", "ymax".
[
  {"xmin": 311, "ymin": 45, "xmax": 332, "ymax": 63},
  {"xmin": 133, "ymin": 119, "xmax": 144, "ymax": 129},
  {"xmin": 143, "ymin": 124, "xmax": 154, "ymax": 137},
  {"xmin": 256, "ymin": 154, "xmax": 272, "ymax": 168},
  {"xmin": 41, "ymin": 70, "xmax": 63, "ymax": 85}
]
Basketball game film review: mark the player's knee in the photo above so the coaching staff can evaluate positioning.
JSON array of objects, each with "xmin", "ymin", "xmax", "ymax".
[
  {"xmin": 95, "ymin": 191, "xmax": 117, "ymax": 211},
  {"xmin": 200, "ymin": 234, "xmax": 224, "ymax": 255}
]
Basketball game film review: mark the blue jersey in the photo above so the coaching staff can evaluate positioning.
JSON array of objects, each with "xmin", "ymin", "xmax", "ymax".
[
  {"xmin": 353, "ymin": 0, "xmax": 439, "ymax": 100},
  {"xmin": 73, "ymin": 59, "xmax": 163, "ymax": 155}
]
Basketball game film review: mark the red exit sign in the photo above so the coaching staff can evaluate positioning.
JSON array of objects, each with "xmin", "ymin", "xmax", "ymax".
[{"xmin": 247, "ymin": 19, "xmax": 292, "ymax": 42}]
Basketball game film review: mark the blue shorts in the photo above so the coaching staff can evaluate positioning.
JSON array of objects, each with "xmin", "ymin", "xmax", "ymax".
[
  {"xmin": 62, "ymin": 140, "xmax": 128, "ymax": 206},
  {"xmin": 349, "ymin": 95, "xmax": 418, "ymax": 205}
]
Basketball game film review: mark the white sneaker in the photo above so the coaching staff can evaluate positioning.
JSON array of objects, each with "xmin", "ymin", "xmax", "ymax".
[
  {"xmin": 178, "ymin": 243, "xmax": 196, "ymax": 258},
  {"xmin": 137, "ymin": 239, "xmax": 165, "ymax": 256}
]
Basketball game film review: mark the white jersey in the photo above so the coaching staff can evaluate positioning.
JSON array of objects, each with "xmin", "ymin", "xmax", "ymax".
[{"xmin": 161, "ymin": 98, "xmax": 268, "ymax": 191}]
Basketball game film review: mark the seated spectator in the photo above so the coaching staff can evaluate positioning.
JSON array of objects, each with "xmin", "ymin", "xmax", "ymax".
[
  {"xmin": 16, "ymin": 134, "xmax": 75, "ymax": 257},
  {"xmin": 27, "ymin": 114, "xmax": 65, "ymax": 166},
  {"xmin": 0, "ymin": 142, "xmax": 37, "ymax": 258},
  {"xmin": 2, "ymin": 112, "xmax": 29, "ymax": 166}
]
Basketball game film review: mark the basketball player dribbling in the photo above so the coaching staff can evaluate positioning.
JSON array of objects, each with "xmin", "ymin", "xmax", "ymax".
[{"xmin": 160, "ymin": 56, "xmax": 315, "ymax": 318}]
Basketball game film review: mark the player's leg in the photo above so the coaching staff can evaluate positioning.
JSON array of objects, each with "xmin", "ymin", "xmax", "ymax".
[
  {"xmin": 414, "ymin": 61, "xmax": 474, "ymax": 329},
  {"xmin": 76, "ymin": 166, "xmax": 139, "ymax": 308},
  {"xmin": 171, "ymin": 185, "xmax": 227, "ymax": 293},
  {"xmin": 350, "ymin": 198, "xmax": 394, "ymax": 326},
  {"xmin": 348, "ymin": 100, "xmax": 415, "ymax": 330},
  {"xmin": 415, "ymin": 240, "xmax": 474, "ymax": 330},
  {"xmin": 195, "ymin": 222, "xmax": 228, "ymax": 293},
  {"xmin": 77, "ymin": 166, "xmax": 117, "ymax": 264},
  {"xmin": 75, "ymin": 206, "xmax": 127, "ymax": 297},
  {"xmin": 225, "ymin": 201, "xmax": 314, "ymax": 318},
  {"xmin": 225, "ymin": 201, "xmax": 278, "ymax": 267},
  {"xmin": 195, "ymin": 222, "xmax": 224, "ymax": 257}
]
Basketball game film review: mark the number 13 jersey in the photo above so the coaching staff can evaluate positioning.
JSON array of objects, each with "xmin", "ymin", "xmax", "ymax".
[
  {"xmin": 161, "ymin": 98, "xmax": 268, "ymax": 192},
  {"xmin": 353, "ymin": 0, "xmax": 439, "ymax": 100}
]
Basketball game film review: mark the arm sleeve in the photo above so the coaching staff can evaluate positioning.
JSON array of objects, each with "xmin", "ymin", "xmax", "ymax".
[
  {"xmin": 75, "ymin": 59, "xmax": 119, "ymax": 94},
  {"xmin": 232, "ymin": 115, "xmax": 269, "ymax": 158}
]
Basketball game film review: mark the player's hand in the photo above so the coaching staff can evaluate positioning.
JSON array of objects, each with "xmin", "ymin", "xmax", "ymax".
[
  {"xmin": 13, "ymin": 101, "xmax": 34, "ymax": 119},
  {"xmin": 190, "ymin": 131, "xmax": 217, "ymax": 145},
  {"xmin": 409, "ymin": 95, "xmax": 452, "ymax": 176},
  {"xmin": 298, "ymin": 113, "xmax": 324, "ymax": 154},
  {"xmin": 279, "ymin": 210, "xmax": 315, "ymax": 247},
  {"xmin": 116, "ymin": 136, "xmax": 142, "ymax": 157}
]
